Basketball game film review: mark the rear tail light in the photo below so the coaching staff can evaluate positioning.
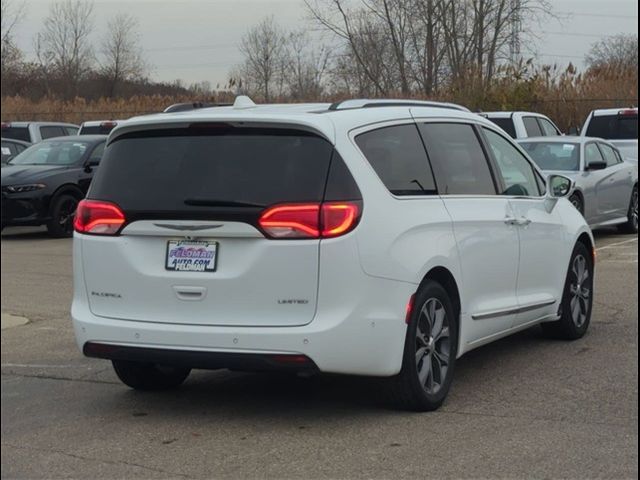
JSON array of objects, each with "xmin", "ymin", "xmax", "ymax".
[
  {"xmin": 259, "ymin": 202, "xmax": 360, "ymax": 239},
  {"xmin": 100, "ymin": 121, "xmax": 117, "ymax": 129},
  {"xmin": 618, "ymin": 109, "xmax": 638, "ymax": 116},
  {"xmin": 74, "ymin": 200, "xmax": 126, "ymax": 235}
]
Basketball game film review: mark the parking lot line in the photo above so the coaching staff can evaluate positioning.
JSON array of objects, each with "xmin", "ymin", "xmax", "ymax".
[{"xmin": 596, "ymin": 237, "xmax": 638, "ymax": 251}]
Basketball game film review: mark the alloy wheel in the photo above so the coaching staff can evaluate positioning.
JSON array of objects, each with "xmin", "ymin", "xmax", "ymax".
[
  {"xmin": 632, "ymin": 189, "xmax": 638, "ymax": 231},
  {"xmin": 415, "ymin": 298, "xmax": 450, "ymax": 395},
  {"xmin": 58, "ymin": 198, "xmax": 78, "ymax": 234},
  {"xmin": 568, "ymin": 254, "xmax": 591, "ymax": 328}
]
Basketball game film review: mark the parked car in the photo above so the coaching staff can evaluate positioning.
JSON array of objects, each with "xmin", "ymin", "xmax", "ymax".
[
  {"xmin": 1, "ymin": 135, "xmax": 107, "ymax": 237},
  {"xmin": 580, "ymin": 108, "xmax": 638, "ymax": 162},
  {"xmin": 72, "ymin": 97, "xmax": 594, "ymax": 411},
  {"xmin": 1, "ymin": 137, "xmax": 31, "ymax": 165},
  {"xmin": 481, "ymin": 111, "xmax": 562, "ymax": 139},
  {"xmin": 78, "ymin": 120, "xmax": 122, "ymax": 136},
  {"xmin": 519, "ymin": 137, "xmax": 638, "ymax": 233},
  {"xmin": 1, "ymin": 121, "xmax": 80, "ymax": 143}
]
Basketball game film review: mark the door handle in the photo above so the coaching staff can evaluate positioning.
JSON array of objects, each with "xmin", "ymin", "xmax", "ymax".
[{"xmin": 504, "ymin": 216, "xmax": 531, "ymax": 226}]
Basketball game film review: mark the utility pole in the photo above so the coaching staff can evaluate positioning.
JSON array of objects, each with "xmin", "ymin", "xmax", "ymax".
[{"xmin": 510, "ymin": 0, "xmax": 522, "ymax": 64}]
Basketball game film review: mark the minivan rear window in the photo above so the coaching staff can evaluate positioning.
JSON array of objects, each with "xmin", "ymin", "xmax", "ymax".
[
  {"xmin": 88, "ymin": 126, "xmax": 334, "ymax": 213},
  {"xmin": 585, "ymin": 114, "xmax": 638, "ymax": 139},
  {"xmin": 1, "ymin": 126, "xmax": 30, "ymax": 142}
]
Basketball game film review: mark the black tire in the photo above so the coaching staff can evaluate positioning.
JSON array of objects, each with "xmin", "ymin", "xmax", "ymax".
[
  {"xmin": 112, "ymin": 360, "xmax": 191, "ymax": 391},
  {"xmin": 541, "ymin": 242, "xmax": 594, "ymax": 340},
  {"xmin": 617, "ymin": 185, "xmax": 638, "ymax": 234},
  {"xmin": 569, "ymin": 193, "xmax": 584, "ymax": 216},
  {"xmin": 388, "ymin": 280, "xmax": 459, "ymax": 411},
  {"xmin": 46, "ymin": 194, "xmax": 78, "ymax": 238}
]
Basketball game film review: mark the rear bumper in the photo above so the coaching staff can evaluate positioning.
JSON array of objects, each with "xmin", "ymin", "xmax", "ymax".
[
  {"xmin": 84, "ymin": 342, "xmax": 319, "ymax": 373},
  {"xmin": 72, "ymin": 275, "xmax": 413, "ymax": 377}
]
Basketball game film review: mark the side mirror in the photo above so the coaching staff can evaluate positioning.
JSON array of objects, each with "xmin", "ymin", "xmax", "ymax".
[
  {"xmin": 547, "ymin": 174, "xmax": 573, "ymax": 198},
  {"xmin": 84, "ymin": 158, "xmax": 100, "ymax": 172},
  {"xmin": 586, "ymin": 160, "xmax": 607, "ymax": 171}
]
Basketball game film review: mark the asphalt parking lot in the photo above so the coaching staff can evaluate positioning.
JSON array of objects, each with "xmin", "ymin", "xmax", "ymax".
[{"xmin": 1, "ymin": 227, "xmax": 638, "ymax": 479}]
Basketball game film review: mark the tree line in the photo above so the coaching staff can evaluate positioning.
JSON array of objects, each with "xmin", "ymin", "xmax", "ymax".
[
  {"xmin": 232, "ymin": 0, "xmax": 638, "ymax": 104},
  {"xmin": 1, "ymin": 0, "xmax": 637, "ymax": 110},
  {"xmin": 1, "ymin": 0, "xmax": 182, "ymax": 100}
]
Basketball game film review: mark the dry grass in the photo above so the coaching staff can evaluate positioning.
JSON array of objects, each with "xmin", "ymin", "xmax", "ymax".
[{"xmin": 1, "ymin": 65, "xmax": 637, "ymax": 131}]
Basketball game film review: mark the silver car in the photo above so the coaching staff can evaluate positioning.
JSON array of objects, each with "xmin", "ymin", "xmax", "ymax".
[{"xmin": 519, "ymin": 137, "xmax": 638, "ymax": 233}]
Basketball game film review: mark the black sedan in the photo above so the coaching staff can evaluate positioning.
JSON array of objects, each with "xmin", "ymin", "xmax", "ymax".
[{"xmin": 1, "ymin": 135, "xmax": 107, "ymax": 237}]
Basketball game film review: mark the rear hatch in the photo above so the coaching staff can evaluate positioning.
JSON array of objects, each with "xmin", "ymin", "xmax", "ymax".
[{"xmin": 81, "ymin": 123, "xmax": 337, "ymax": 327}]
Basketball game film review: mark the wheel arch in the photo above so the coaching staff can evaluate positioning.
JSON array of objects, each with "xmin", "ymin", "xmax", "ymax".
[
  {"xmin": 48, "ymin": 184, "xmax": 84, "ymax": 212},
  {"xmin": 417, "ymin": 266, "xmax": 461, "ymax": 330}
]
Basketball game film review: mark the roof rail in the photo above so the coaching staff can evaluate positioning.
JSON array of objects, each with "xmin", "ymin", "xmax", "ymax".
[
  {"xmin": 162, "ymin": 102, "xmax": 231, "ymax": 113},
  {"xmin": 327, "ymin": 99, "xmax": 469, "ymax": 112}
]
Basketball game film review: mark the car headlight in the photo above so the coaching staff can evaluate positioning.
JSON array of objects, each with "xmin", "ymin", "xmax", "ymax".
[{"xmin": 3, "ymin": 183, "xmax": 47, "ymax": 193}]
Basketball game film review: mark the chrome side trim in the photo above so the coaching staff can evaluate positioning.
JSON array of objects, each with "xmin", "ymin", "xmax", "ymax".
[{"xmin": 472, "ymin": 299, "xmax": 556, "ymax": 320}]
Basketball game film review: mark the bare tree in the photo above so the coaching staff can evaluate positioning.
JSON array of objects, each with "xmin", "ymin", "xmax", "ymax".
[
  {"xmin": 236, "ymin": 16, "xmax": 287, "ymax": 101},
  {"xmin": 282, "ymin": 30, "xmax": 330, "ymax": 99},
  {"xmin": 586, "ymin": 34, "xmax": 638, "ymax": 71},
  {"xmin": 35, "ymin": 0, "xmax": 95, "ymax": 99},
  {"xmin": 1, "ymin": 0, "xmax": 26, "ymax": 75},
  {"xmin": 100, "ymin": 13, "xmax": 147, "ymax": 97}
]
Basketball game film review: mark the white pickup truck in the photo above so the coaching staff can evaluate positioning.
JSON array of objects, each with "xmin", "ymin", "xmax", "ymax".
[
  {"xmin": 581, "ymin": 108, "xmax": 638, "ymax": 163},
  {"xmin": 481, "ymin": 111, "xmax": 562, "ymax": 139}
]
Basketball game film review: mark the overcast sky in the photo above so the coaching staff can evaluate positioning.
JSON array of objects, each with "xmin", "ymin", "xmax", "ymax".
[{"xmin": 11, "ymin": 0, "xmax": 639, "ymax": 87}]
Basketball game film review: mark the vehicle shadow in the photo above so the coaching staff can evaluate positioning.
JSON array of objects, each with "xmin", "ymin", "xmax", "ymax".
[
  {"xmin": 87, "ymin": 326, "xmax": 550, "ymax": 421},
  {"xmin": 0, "ymin": 227, "xmax": 54, "ymax": 241}
]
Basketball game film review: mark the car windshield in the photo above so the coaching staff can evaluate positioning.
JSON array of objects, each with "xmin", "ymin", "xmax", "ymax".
[
  {"xmin": 520, "ymin": 142, "xmax": 581, "ymax": 171},
  {"xmin": 9, "ymin": 140, "xmax": 90, "ymax": 166},
  {"xmin": 585, "ymin": 113, "xmax": 638, "ymax": 140}
]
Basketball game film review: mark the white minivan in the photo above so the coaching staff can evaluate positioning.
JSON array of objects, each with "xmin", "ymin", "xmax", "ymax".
[{"xmin": 72, "ymin": 98, "xmax": 595, "ymax": 411}]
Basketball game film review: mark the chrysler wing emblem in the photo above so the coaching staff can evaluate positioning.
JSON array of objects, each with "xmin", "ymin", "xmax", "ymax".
[{"xmin": 154, "ymin": 223, "xmax": 223, "ymax": 231}]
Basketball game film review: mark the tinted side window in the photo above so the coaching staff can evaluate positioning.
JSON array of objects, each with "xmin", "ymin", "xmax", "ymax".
[
  {"xmin": 483, "ymin": 128, "xmax": 541, "ymax": 196},
  {"xmin": 585, "ymin": 143, "xmax": 604, "ymax": 166},
  {"xmin": 418, "ymin": 123, "xmax": 496, "ymax": 195},
  {"xmin": 40, "ymin": 126, "xmax": 66, "ymax": 139},
  {"xmin": 487, "ymin": 117, "xmax": 517, "ymax": 138},
  {"xmin": 355, "ymin": 124, "xmax": 436, "ymax": 196},
  {"xmin": 523, "ymin": 117, "xmax": 543, "ymax": 137},
  {"xmin": 538, "ymin": 118, "xmax": 560, "ymax": 136},
  {"xmin": 599, "ymin": 143, "xmax": 620, "ymax": 167}
]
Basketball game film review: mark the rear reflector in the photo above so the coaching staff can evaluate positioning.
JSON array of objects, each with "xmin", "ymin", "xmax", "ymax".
[
  {"xmin": 74, "ymin": 199, "xmax": 126, "ymax": 235},
  {"xmin": 405, "ymin": 294, "xmax": 416, "ymax": 324},
  {"xmin": 258, "ymin": 202, "xmax": 360, "ymax": 239}
]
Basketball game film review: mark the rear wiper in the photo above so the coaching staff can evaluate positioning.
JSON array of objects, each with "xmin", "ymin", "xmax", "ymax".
[{"xmin": 184, "ymin": 198, "xmax": 265, "ymax": 208}]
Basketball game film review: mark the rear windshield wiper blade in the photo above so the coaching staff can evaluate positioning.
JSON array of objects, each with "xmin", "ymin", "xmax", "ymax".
[{"xmin": 184, "ymin": 198, "xmax": 265, "ymax": 208}]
